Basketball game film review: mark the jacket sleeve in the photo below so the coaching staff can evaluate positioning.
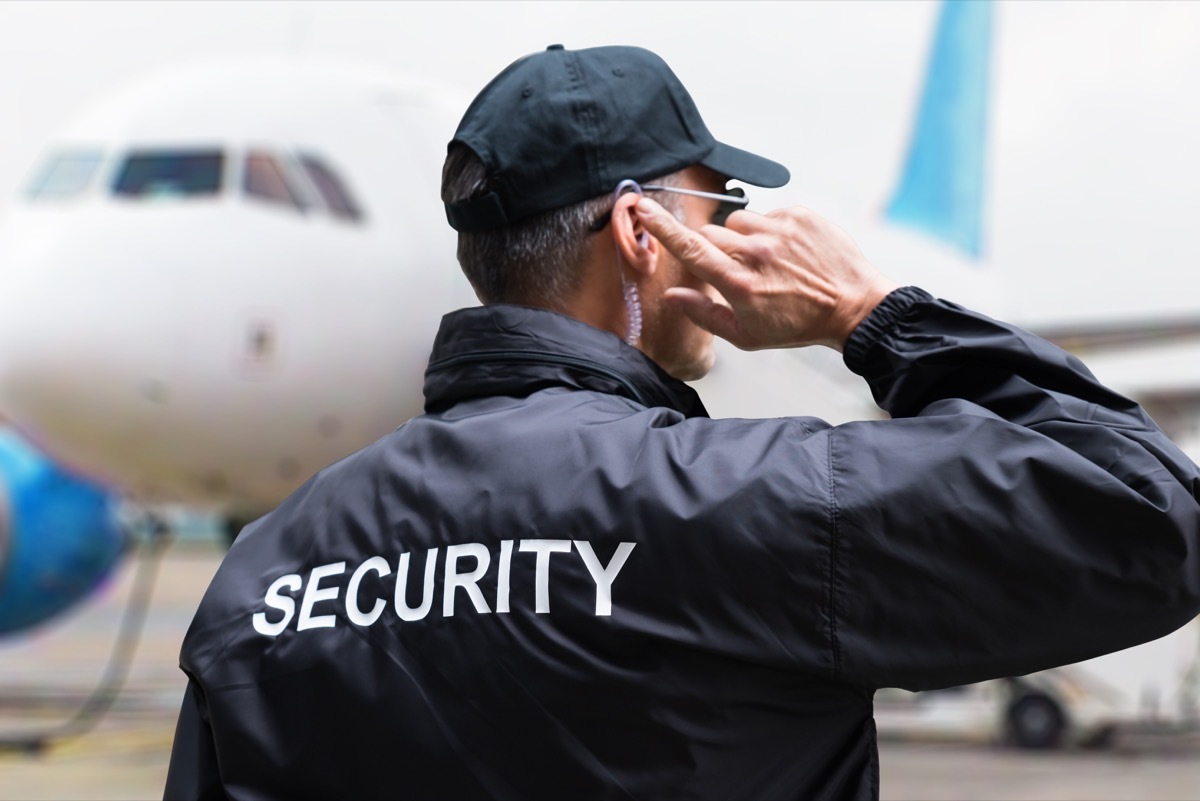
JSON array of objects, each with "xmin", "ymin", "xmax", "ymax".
[
  {"xmin": 163, "ymin": 678, "xmax": 227, "ymax": 801},
  {"xmin": 830, "ymin": 286, "xmax": 1200, "ymax": 690}
]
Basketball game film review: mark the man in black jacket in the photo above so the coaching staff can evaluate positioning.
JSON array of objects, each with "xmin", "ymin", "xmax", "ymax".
[{"xmin": 165, "ymin": 45, "xmax": 1200, "ymax": 800}]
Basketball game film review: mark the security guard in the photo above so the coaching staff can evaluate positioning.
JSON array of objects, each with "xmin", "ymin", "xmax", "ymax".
[{"xmin": 165, "ymin": 45, "xmax": 1200, "ymax": 800}]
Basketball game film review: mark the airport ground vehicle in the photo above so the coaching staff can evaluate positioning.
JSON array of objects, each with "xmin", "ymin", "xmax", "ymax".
[{"xmin": 875, "ymin": 620, "xmax": 1200, "ymax": 749}]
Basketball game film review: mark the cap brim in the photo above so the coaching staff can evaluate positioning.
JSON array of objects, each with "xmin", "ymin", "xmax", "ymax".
[{"xmin": 701, "ymin": 141, "xmax": 790, "ymax": 188}]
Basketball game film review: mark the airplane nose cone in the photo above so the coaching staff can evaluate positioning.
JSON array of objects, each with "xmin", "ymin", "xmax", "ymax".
[{"xmin": 0, "ymin": 210, "xmax": 178, "ymax": 483}]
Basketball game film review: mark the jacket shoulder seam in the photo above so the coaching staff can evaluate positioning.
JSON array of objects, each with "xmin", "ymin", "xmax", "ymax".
[{"xmin": 825, "ymin": 427, "xmax": 844, "ymax": 680}]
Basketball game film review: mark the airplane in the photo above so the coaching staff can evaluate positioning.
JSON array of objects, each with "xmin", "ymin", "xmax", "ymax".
[
  {"xmin": 0, "ymin": 58, "xmax": 472, "ymax": 521},
  {"xmin": 0, "ymin": 1, "xmax": 1195, "ymax": 748},
  {"xmin": 0, "ymin": 59, "xmax": 473, "ymax": 637}
]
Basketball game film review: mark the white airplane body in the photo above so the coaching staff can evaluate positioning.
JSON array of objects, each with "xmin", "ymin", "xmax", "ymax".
[{"xmin": 0, "ymin": 60, "xmax": 471, "ymax": 516}]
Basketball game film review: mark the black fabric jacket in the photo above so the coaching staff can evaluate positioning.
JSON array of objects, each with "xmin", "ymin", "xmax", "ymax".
[{"xmin": 165, "ymin": 287, "xmax": 1200, "ymax": 801}]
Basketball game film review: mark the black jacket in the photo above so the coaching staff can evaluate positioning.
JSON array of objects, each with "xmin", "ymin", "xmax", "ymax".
[{"xmin": 165, "ymin": 287, "xmax": 1200, "ymax": 800}]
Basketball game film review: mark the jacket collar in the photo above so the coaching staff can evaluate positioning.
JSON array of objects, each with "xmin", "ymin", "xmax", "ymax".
[{"xmin": 423, "ymin": 304, "xmax": 708, "ymax": 418}]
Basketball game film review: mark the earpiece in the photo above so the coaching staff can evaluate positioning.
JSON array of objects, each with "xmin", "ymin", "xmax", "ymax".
[
  {"xmin": 613, "ymin": 179, "xmax": 645, "ymax": 346},
  {"xmin": 614, "ymin": 179, "xmax": 643, "ymax": 199},
  {"xmin": 613, "ymin": 180, "xmax": 650, "ymax": 251},
  {"xmin": 623, "ymin": 282, "xmax": 642, "ymax": 347}
]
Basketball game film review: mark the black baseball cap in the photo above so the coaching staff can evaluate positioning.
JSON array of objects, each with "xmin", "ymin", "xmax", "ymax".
[{"xmin": 445, "ymin": 44, "xmax": 790, "ymax": 232}]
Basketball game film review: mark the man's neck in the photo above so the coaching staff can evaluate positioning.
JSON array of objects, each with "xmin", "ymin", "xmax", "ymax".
[{"xmin": 557, "ymin": 240, "xmax": 629, "ymax": 343}]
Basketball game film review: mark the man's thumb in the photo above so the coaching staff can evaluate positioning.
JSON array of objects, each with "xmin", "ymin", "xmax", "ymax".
[{"xmin": 663, "ymin": 288, "xmax": 750, "ymax": 348}]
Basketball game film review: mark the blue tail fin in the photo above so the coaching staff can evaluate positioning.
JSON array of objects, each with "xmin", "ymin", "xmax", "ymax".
[{"xmin": 885, "ymin": 0, "xmax": 993, "ymax": 260}]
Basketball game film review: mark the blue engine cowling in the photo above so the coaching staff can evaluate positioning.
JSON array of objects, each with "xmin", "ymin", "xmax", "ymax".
[{"xmin": 0, "ymin": 427, "xmax": 127, "ymax": 635}]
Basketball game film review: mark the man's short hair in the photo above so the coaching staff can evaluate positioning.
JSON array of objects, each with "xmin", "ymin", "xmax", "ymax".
[{"xmin": 441, "ymin": 144, "xmax": 683, "ymax": 308}]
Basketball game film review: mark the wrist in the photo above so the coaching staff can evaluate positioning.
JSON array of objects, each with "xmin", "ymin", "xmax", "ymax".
[
  {"xmin": 834, "ymin": 277, "xmax": 903, "ymax": 352},
  {"xmin": 842, "ymin": 285, "xmax": 933, "ymax": 367}
]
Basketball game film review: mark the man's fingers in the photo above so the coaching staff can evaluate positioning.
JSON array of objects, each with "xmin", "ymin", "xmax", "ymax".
[
  {"xmin": 663, "ymin": 288, "xmax": 755, "ymax": 349},
  {"xmin": 636, "ymin": 198, "xmax": 735, "ymax": 286},
  {"xmin": 697, "ymin": 224, "xmax": 750, "ymax": 259},
  {"xmin": 721, "ymin": 207, "xmax": 775, "ymax": 235}
]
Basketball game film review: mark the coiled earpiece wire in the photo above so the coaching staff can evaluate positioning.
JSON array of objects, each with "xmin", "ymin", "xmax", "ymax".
[{"xmin": 612, "ymin": 179, "xmax": 644, "ymax": 346}]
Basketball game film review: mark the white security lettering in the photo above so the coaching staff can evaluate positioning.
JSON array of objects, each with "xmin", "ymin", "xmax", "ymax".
[
  {"xmin": 520, "ymin": 539, "xmax": 572, "ymax": 613},
  {"xmin": 395, "ymin": 549, "xmax": 438, "ymax": 622},
  {"xmin": 252, "ymin": 573, "xmax": 302, "ymax": 636},
  {"xmin": 574, "ymin": 541, "xmax": 636, "ymax": 616},
  {"xmin": 347, "ymin": 556, "xmax": 391, "ymax": 627},
  {"xmin": 496, "ymin": 539, "xmax": 513, "ymax": 613},
  {"xmin": 297, "ymin": 561, "xmax": 346, "ymax": 631},
  {"xmin": 258, "ymin": 538, "xmax": 633, "ymax": 633},
  {"xmin": 444, "ymin": 543, "xmax": 492, "ymax": 617}
]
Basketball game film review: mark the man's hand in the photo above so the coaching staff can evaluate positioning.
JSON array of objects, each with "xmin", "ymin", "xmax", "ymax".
[{"xmin": 636, "ymin": 199, "xmax": 900, "ymax": 352}]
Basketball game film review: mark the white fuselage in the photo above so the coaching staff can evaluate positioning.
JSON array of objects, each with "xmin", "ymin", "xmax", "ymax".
[{"xmin": 0, "ymin": 61, "xmax": 475, "ymax": 513}]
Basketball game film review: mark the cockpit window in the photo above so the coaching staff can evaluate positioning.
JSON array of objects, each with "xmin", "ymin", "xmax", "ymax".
[
  {"xmin": 297, "ymin": 154, "xmax": 363, "ymax": 223},
  {"xmin": 113, "ymin": 151, "xmax": 223, "ymax": 198},
  {"xmin": 244, "ymin": 151, "xmax": 307, "ymax": 212},
  {"xmin": 26, "ymin": 152, "xmax": 103, "ymax": 200}
]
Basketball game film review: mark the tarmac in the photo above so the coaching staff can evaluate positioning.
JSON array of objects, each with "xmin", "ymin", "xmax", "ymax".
[{"xmin": 0, "ymin": 542, "xmax": 1197, "ymax": 801}]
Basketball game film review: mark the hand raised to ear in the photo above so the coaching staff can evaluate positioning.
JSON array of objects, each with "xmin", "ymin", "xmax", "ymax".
[{"xmin": 636, "ymin": 199, "xmax": 899, "ymax": 352}]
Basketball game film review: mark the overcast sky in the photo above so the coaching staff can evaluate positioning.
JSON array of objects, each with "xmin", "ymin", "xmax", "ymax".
[{"xmin": 1, "ymin": 0, "xmax": 1197, "ymax": 324}]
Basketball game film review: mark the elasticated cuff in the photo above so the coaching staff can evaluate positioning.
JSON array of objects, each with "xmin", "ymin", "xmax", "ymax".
[{"xmin": 842, "ymin": 286, "xmax": 933, "ymax": 374}]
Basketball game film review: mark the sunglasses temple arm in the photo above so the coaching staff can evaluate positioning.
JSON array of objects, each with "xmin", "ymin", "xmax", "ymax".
[{"xmin": 641, "ymin": 185, "xmax": 750, "ymax": 206}]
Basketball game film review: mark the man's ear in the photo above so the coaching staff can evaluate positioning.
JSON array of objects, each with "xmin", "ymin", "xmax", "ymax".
[{"xmin": 611, "ymin": 190, "xmax": 657, "ymax": 277}]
